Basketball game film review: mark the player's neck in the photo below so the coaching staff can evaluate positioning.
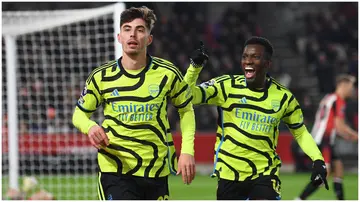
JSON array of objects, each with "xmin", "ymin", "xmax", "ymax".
[
  {"xmin": 121, "ymin": 52, "xmax": 147, "ymax": 70},
  {"xmin": 335, "ymin": 89, "xmax": 346, "ymax": 99},
  {"xmin": 247, "ymin": 77, "xmax": 266, "ymax": 89}
]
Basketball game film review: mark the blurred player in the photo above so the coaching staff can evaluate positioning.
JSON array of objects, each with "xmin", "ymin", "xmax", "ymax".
[
  {"xmin": 72, "ymin": 6, "xmax": 196, "ymax": 200},
  {"xmin": 297, "ymin": 74, "xmax": 358, "ymax": 200},
  {"xmin": 185, "ymin": 37, "xmax": 328, "ymax": 200},
  {"xmin": 5, "ymin": 176, "xmax": 54, "ymax": 200}
]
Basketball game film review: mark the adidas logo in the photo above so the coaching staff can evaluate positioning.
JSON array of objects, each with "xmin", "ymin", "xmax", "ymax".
[
  {"xmin": 240, "ymin": 97, "xmax": 247, "ymax": 104},
  {"xmin": 111, "ymin": 89, "xmax": 119, "ymax": 96}
]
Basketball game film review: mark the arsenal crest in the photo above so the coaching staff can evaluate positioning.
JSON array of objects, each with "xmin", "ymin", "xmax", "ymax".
[
  {"xmin": 148, "ymin": 84, "xmax": 160, "ymax": 97},
  {"xmin": 271, "ymin": 100, "xmax": 280, "ymax": 112}
]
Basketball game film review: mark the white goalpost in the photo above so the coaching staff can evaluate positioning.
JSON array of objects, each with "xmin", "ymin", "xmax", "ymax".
[{"xmin": 2, "ymin": 3, "xmax": 125, "ymax": 199}]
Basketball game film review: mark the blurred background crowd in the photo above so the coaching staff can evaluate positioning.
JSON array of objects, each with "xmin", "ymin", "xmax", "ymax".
[{"xmin": 2, "ymin": 2, "xmax": 358, "ymax": 170}]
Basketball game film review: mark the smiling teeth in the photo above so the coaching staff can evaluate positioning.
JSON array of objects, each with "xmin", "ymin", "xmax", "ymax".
[{"xmin": 245, "ymin": 67, "xmax": 254, "ymax": 71}]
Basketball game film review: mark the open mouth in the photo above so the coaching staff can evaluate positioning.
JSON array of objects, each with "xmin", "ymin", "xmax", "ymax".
[
  {"xmin": 127, "ymin": 41, "xmax": 138, "ymax": 47},
  {"xmin": 244, "ymin": 66, "xmax": 255, "ymax": 79}
]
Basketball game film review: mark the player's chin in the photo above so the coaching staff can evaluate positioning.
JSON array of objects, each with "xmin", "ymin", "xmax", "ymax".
[
  {"xmin": 245, "ymin": 77, "xmax": 256, "ymax": 83},
  {"xmin": 124, "ymin": 49, "xmax": 140, "ymax": 55}
]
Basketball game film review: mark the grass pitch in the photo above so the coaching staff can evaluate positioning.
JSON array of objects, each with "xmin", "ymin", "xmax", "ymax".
[{"xmin": 2, "ymin": 173, "xmax": 358, "ymax": 200}]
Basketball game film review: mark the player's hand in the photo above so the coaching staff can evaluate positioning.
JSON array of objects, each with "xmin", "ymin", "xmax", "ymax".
[
  {"xmin": 311, "ymin": 160, "xmax": 329, "ymax": 190},
  {"xmin": 189, "ymin": 41, "xmax": 208, "ymax": 68},
  {"xmin": 177, "ymin": 153, "xmax": 196, "ymax": 185},
  {"xmin": 88, "ymin": 125, "xmax": 109, "ymax": 149}
]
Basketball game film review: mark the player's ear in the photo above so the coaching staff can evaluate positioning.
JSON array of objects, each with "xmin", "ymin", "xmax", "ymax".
[
  {"xmin": 266, "ymin": 60, "xmax": 272, "ymax": 69},
  {"xmin": 117, "ymin": 33, "xmax": 122, "ymax": 44},
  {"xmin": 147, "ymin": 34, "xmax": 153, "ymax": 46}
]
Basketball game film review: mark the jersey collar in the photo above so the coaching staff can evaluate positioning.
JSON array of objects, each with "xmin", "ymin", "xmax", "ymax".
[
  {"xmin": 117, "ymin": 53, "xmax": 153, "ymax": 78},
  {"xmin": 246, "ymin": 73, "xmax": 272, "ymax": 92}
]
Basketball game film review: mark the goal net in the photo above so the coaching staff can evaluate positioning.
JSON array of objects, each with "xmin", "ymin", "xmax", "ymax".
[{"xmin": 2, "ymin": 3, "xmax": 124, "ymax": 200}]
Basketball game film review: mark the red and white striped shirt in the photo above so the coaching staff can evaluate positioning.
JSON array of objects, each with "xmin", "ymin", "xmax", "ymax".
[{"xmin": 311, "ymin": 93, "xmax": 346, "ymax": 145}]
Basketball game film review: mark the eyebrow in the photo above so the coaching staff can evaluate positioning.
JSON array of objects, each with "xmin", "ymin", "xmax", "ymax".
[
  {"xmin": 122, "ymin": 25, "xmax": 146, "ymax": 29},
  {"xmin": 242, "ymin": 52, "xmax": 261, "ymax": 56}
]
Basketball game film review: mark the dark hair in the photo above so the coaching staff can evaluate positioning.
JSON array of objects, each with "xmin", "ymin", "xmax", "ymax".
[
  {"xmin": 336, "ymin": 74, "xmax": 356, "ymax": 86},
  {"xmin": 244, "ymin": 36, "xmax": 274, "ymax": 60},
  {"xmin": 120, "ymin": 6, "xmax": 157, "ymax": 32}
]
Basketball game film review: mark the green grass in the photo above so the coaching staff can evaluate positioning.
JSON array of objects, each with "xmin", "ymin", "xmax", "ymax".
[
  {"xmin": 169, "ymin": 173, "xmax": 358, "ymax": 200},
  {"xmin": 2, "ymin": 173, "xmax": 358, "ymax": 200}
]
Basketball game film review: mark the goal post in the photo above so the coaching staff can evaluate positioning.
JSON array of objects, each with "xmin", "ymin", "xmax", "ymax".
[
  {"xmin": 2, "ymin": 3, "xmax": 125, "ymax": 199},
  {"xmin": 4, "ymin": 34, "xmax": 19, "ymax": 191}
]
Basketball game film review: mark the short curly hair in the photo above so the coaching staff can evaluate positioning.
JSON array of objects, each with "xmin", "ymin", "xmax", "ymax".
[
  {"xmin": 120, "ymin": 6, "xmax": 157, "ymax": 32},
  {"xmin": 244, "ymin": 36, "xmax": 274, "ymax": 60}
]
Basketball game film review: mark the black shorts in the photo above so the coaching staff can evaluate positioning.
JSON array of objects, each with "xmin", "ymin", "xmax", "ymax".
[
  {"xmin": 98, "ymin": 172, "xmax": 169, "ymax": 200},
  {"xmin": 217, "ymin": 175, "xmax": 281, "ymax": 200},
  {"xmin": 318, "ymin": 142, "xmax": 339, "ymax": 164}
]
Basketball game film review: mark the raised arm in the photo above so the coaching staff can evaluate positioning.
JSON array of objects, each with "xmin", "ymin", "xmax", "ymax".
[{"xmin": 184, "ymin": 41, "xmax": 228, "ymax": 106}]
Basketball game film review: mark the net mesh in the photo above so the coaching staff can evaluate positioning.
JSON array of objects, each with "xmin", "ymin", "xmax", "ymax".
[{"xmin": 2, "ymin": 9, "xmax": 117, "ymax": 200}]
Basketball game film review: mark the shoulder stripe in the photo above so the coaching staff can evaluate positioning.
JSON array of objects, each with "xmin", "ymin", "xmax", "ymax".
[
  {"xmin": 153, "ymin": 60, "xmax": 183, "ymax": 79},
  {"xmin": 235, "ymin": 75, "xmax": 245, "ymax": 81},
  {"xmin": 86, "ymin": 61, "xmax": 116, "ymax": 84},
  {"xmin": 152, "ymin": 57, "xmax": 179, "ymax": 71},
  {"xmin": 152, "ymin": 57, "xmax": 173, "ymax": 65},
  {"xmin": 152, "ymin": 59, "xmax": 183, "ymax": 81},
  {"xmin": 91, "ymin": 77, "xmax": 101, "ymax": 95},
  {"xmin": 272, "ymin": 79, "xmax": 288, "ymax": 91},
  {"xmin": 215, "ymin": 75, "xmax": 232, "ymax": 83},
  {"xmin": 214, "ymin": 75, "xmax": 230, "ymax": 81},
  {"xmin": 101, "ymin": 69, "xmax": 122, "ymax": 82}
]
